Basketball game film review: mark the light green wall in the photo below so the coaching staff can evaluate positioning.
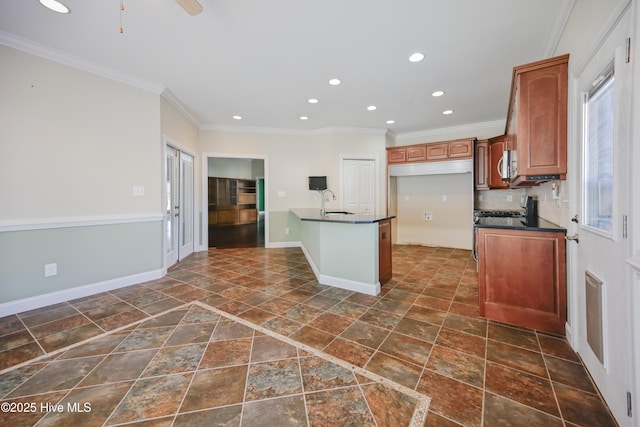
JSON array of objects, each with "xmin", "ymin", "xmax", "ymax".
[
  {"xmin": 0, "ymin": 221, "xmax": 163, "ymax": 303},
  {"xmin": 269, "ymin": 211, "xmax": 301, "ymax": 242}
]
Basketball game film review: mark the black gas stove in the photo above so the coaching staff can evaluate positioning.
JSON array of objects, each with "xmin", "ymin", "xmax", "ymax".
[{"xmin": 473, "ymin": 210, "xmax": 525, "ymax": 223}]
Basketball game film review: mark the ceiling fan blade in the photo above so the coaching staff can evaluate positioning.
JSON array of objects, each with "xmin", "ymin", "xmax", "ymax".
[{"xmin": 175, "ymin": 0, "xmax": 203, "ymax": 16}]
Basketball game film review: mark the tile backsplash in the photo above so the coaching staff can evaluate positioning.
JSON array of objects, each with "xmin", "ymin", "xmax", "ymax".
[{"xmin": 475, "ymin": 188, "xmax": 526, "ymax": 211}]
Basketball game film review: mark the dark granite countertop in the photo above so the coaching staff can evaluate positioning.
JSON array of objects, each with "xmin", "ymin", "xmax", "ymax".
[
  {"xmin": 291, "ymin": 208, "xmax": 395, "ymax": 224},
  {"xmin": 474, "ymin": 216, "xmax": 566, "ymax": 233}
]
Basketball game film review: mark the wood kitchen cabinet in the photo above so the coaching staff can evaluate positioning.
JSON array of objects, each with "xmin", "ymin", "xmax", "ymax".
[
  {"xmin": 477, "ymin": 227, "xmax": 567, "ymax": 334},
  {"xmin": 378, "ymin": 219, "xmax": 392, "ymax": 284},
  {"xmin": 386, "ymin": 137, "xmax": 474, "ymax": 166},
  {"xmin": 506, "ymin": 54, "xmax": 568, "ymax": 186},
  {"xmin": 474, "ymin": 140, "xmax": 489, "ymax": 190},
  {"xmin": 488, "ymin": 135, "xmax": 510, "ymax": 189}
]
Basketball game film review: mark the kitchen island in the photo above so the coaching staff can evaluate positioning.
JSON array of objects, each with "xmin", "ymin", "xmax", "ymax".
[
  {"xmin": 291, "ymin": 209, "xmax": 395, "ymax": 296},
  {"xmin": 474, "ymin": 217, "xmax": 567, "ymax": 334}
]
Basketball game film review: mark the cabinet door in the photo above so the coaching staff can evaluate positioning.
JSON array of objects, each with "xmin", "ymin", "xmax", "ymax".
[
  {"xmin": 475, "ymin": 140, "xmax": 489, "ymax": 190},
  {"xmin": 514, "ymin": 60, "xmax": 568, "ymax": 179},
  {"xmin": 477, "ymin": 227, "xmax": 566, "ymax": 334},
  {"xmin": 387, "ymin": 148, "xmax": 406, "ymax": 163},
  {"xmin": 378, "ymin": 219, "xmax": 392, "ymax": 284},
  {"xmin": 406, "ymin": 145, "xmax": 427, "ymax": 162},
  {"xmin": 425, "ymin": 143, "xmax": 448, "ymax": 160},
  {"xmin": 448, "ymin": 139, "xmax": 472, "ymax": 158},
  {"xmin": 488, "ymin": 138, "xmax": 510, "ymax": 189}
]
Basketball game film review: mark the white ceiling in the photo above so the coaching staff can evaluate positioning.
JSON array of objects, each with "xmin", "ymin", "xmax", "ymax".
[{"xmin": 0, "ymin": 0, "xmax": 573, "ymax": 135}]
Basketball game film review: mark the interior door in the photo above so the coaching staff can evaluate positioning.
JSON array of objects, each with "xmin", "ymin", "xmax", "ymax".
[
  {"xmin": 571, "ymin": 11, "xmax": 632, "ymax": 425},
  {"xmin": 165, "ymin": 145, "xmax": 195, "ymax": 268},
  {"xmin": 343, "ymin": 159, "xmax": 375, "ymax": 214},
  {"xmin": 179, "ymin": 152, "xmax": 194, "ymax": 259},
  {"xmin": 165, "ymin": 146, "xmax": 179, "ymax": 267}
]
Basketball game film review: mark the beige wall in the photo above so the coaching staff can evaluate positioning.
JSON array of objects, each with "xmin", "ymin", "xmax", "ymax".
[{"xmin": 0, "ymin": 45, "xmax": 162, "ymax": 221}]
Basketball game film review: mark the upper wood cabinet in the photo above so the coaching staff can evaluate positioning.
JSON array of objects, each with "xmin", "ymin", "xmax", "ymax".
[
  {"xmin": 474, "ymin": 140, "xmax": 489, "ymax": 190},
  {"xmin": 386, "ymin": 138, "xmax": 474, "ymax": 166},
  {"xmin": 506, "ymin": 54, "xmax": 569, "ymax": 187}
]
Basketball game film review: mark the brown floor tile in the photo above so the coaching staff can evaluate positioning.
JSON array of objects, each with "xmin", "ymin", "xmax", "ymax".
[
  {"xmin": 485, "ymin": 361, "xmax": 559, "ymax": 416},
  {"xmin": 308, "ymin": 312, "xmax": 354, "ymax": 336},
  {"xmin": 180, "ymin": 365, "xmax": 247, "ymax": 412},
  {"xmin": 435, "ymin": 327, "xmax": 486, "ymax": 358},
  {"xmin": 242, "ymin": 396, "xmax": 306, "ymax": 426},
  {"xmin": 19, "ymin": 303, "xmax": 78, "ymax": 328},
  {"xmin": 324, "ymin": 337, "xmax": 375, "ymax": 368},
  {"xmin": 426, "ymin": 345, "xmax": 484, "ymax": 388},
  {"xmin": 340, "ymin": 321, "xmax": 389, "ymax": 350},
  {"xmin": 300, "ymin": 355, "xmax": 358, "ymax": 391},
  {"xmin": 305, "ymin": 387, "xmax": 376, "ymax": 426},
  {"xmin": 174, "ymin": 405, "xmax": 242, "ymax": 427},
  {"xmin": 199, "ymin": 337, "xmax": 252, "ymax": 369},
  {"xmin": 553, "ymin": 381, "xmax": 618, "ymax": 427},
  {"xmin": 488, "ymin": 322, "xmax": 539, "ymax": 351},
  {"xmin": 107, "ymin": 373, "xmax": 192, "ymax": 424},
  {"xmin": 142, "ymin": 343, "xmax": 207, "ymax": 376},
  {"xmin": 0, "ymin": 329, "xmax": 34, "ymax": 352},
  {"xmin": 417, "ymin": 370, "xmax": 483, "ymax": 427},
  {"xmin": 0, "ymin": 315, "xmax": 26, "ymax": 337},
  {"xmin": 38, "ymin": 323, "xmax": 105, "ymax": 353},
  {"xmin": 405, "ymin": 305, "xmax": 447, "ymax": 326},
  {"xmin": 394, "ymin": 317, "xmax": 440, "ymax": 343},
  {"xmin": 379, "ymin": 331, "xmax": 432, "ymax": 366},
  {"xmin": 288, "ymin": 325, "xmax": 335, "ymax": 350},
  {"xmin": 487, "ymin": 340, "xmax": 547, "ymax": 378},
  {"xmin": 250, "ymin": 335, "xmax": 297, "ymax": 363},
  {"xmin": 483, "ymin": 392, "xmax": 563, "ymax": 426},
  {"xmin": 78, "ymin": 349, "xmax": 158, "ymax": 386},
  {"xmin": 245, "ymin": 358, "xmax": 302, "ymax": 401},
  {"xmin": 365, "ymin": 351, "xmax": 422, "ymax": 389}
]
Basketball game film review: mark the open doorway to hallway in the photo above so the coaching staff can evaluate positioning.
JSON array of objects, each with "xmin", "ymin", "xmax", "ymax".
[{"xmin": 206, "ymin": 156, "xmax": 266, "ymax": 249}]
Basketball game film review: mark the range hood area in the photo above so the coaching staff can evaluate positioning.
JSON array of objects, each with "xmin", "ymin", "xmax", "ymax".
[{"xmin": 388, "ymin": 159, "xmax": 473, "ymax": 177}]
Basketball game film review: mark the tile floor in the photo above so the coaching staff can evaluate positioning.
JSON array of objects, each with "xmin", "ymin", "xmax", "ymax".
[{"xmin": 0, "ymin": 245, "xmax": 618, "ymax": 426}]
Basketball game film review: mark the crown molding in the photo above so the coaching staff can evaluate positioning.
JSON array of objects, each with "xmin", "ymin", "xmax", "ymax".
[
  {"xmin": 0, "ymin": 30, "xmax": 165, "ymax": 95},
  {"xmin": 200, "ymin": 124, "xmax": 389, "ymax": 136},
  {"xmin": 541, "ymin": 0, "xmax": 576, "ymax": 57},
  {"xmin": 161, "ymin": 89, "xmax": 201, "ymax": 128},
  {"xmin": 395, "ymin": 119, "xmax": 505, "ymax": 142}
]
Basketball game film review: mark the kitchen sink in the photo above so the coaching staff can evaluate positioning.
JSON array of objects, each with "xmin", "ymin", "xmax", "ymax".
[{"xmin": 323, "ymin": 211, "xmax": 354, "ymax": 216}]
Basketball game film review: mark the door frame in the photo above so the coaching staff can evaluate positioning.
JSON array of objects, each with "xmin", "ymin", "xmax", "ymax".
[
  {"xmin": 163, "ymin": 137, "xmax": 198, "ymax": 271},
  {"xmin": 201, "ymin": 153, "xmax": 269, "ymax": 249}
]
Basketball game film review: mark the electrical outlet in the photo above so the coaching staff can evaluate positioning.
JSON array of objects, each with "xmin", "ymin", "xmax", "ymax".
[
  {"xmin": 285, "ymin": 228, "xmax": 291, "ymax": 235},
  {"xmin": 44, "ymin": 263, "xmax": 57, "ymax": 277},
  {"xmin": 506, "ymin": 194, "xmax": 513, "ymax": 202},
  {"xmin": 442, "ymin": 195, "xmax": 447, "ymax": 201},
  {"xmin": 423, "ymin": 212, "xmax": 433, "ymax": 221},
  {"xmin": 132, "ymin": 186, "xmax": 145, "ymax": 196}
]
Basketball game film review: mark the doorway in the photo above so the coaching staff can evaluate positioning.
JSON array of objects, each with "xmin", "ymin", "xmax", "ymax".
[
  {"xmin": 165, "ymin": 145, "xmax": 195, "ymax": 268},
  {"xmin": 342, "ymin": 158, "xmax": 376, "ymax": 214},
  {"xmin": 569, "ymin": 7, "xmax": 633, "ymax": 424},
  {"xmin": 205, "ymin": 156, "xmax": 266, "ymax": 249}
]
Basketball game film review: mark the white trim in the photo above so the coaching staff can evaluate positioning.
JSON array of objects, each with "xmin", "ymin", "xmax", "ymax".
[
  {"xmin": 266, "ymin": 241, "xmax": 301, "ymax": 249},
  {"xmin": 200, "ymin": 124, "xmax": 389, "ymax": 136},
  {"xmin": 161, "ymin": 89, "xmax": 201, "ymax": 128},
  {"xmin": 339, "ymin": 154, "xmax": 380, "ymax": 215},
  {"xmin": 0, "ymin": 269, "xmax": 164, "ymax": 317},
  {"xmin": 201, "ymin": 153, "xmax": 269, "ymax": 251},
  {"xmin": 299, "ymin": 244, "xmax": 380, "ymax": 296},
  {"xmin": 0, "ymin": 214, "xmax": 164, "ymax": 232},
  {"xmin": 394, "ymin": 120, "xmax": 505, "ymax": 142},
  {"xmin": 0, "ymin": 30, "xmax": 165, "ymax": 95},
  {"xmin": 541, "ymin": 0, "xmax": 576, "ymax": 57}
]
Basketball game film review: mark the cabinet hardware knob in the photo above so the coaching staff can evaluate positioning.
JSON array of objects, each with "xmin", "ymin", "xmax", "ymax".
[{"xmin": 565, "ymin": 234, "xmax": 579, "ymax": 244}]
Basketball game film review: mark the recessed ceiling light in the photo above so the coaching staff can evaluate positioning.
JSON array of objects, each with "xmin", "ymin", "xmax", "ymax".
[
  {"xmin": 367, "ymin": 105, "xmax": 377, "ymax": 111},
  {"xmin": 329, "ymin": 78, "xmax": 341, "ymax": 86},
  {"xmin": 39, "ymin": 0, "xmax": 70, "ymax": 13},
  {"xmin": 432, "ymin": 90, "xmax": 445, "ymax": 97},
  {"xmin": 409, "ymin": 52, "xmax": 425, "ymax": 63},
  {"xmin": 308, "ymin": 98, "xmax": 319, "ymax": 104},
  {"xmin": 300, "ymin": 116, "xmax": 309, "ymax": 120},
  {"xmin": 386, "ymin": 120, "xmax": 395, "ymax": 124},
  {"xmin": 442, "ymin": 110, "xmax": 454, "ymax": 115},
  {"xmin": 233, "ymin": 115, "xmax": 242, "ymax": 120}
]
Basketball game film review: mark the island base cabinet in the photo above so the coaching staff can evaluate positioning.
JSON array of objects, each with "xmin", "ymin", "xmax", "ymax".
[
  {"xmin": 477, "ymin": 227, "xmax": 566, "ymax": 334},
  {"xmin": 378, "ymin": 219, "xmax": 392, "ymax": 284}
]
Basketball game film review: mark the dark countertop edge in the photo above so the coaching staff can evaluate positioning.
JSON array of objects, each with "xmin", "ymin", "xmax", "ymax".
[
  {"xmin": 291, "ymin": 209, "xmax": 395, "ymax": 224},
  {"xmin": 474, "ymin": 217, "xmax": 566, "ymax": 233}
]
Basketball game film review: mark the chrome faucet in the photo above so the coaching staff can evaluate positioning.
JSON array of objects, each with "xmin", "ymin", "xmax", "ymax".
[{"xmin": 319, "ymin": 189, "xmax": 336, "ymax": 215}]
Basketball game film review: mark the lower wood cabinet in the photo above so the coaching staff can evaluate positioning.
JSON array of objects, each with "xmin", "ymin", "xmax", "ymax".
[
  {"xmin": 378, "ymin": 219, "xmax": 392, "ymax": 284},
  {"xmin": 477, "ymin": 227, "xmax": 566, "ymax": 334}
]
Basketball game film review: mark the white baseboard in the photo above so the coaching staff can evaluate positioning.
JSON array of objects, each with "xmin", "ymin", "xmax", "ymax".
[
  {"xmin": 266, "ymin": 241, "xmax": 301, "ymax": 249},
  {"xmin": 0, "ymin": 269, "xmax": 164, "ymax": 317},
  {"xmin": 299, "ymin": 244, "xmax": 380, "ymax": 296}
]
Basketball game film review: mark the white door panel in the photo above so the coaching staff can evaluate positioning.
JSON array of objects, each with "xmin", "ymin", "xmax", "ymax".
[
  {"xmin": 165, "ymin": 145, "xmax": 195, "ymax": 268},
  {"xmin": 343, "ymin": 159, "xmax": 375, "ymax": 214},
  {"xmin": 572, "ymin": 10, "xmax": 633, "ymax": 425}
]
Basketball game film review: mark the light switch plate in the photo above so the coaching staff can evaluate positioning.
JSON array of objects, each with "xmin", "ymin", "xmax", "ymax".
[{"xmin": 133, "ymin": 186, "xmax": 145, "ymax": 196}]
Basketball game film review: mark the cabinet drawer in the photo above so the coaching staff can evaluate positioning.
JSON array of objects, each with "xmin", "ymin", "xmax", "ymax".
[
  {"xmin": 217, "ymin": 209, "xmax": 238, "ymax": 225},
  {"xmin": 238, "ymin": 209, "xmax": 257, "ymax": 224},
  {"xmin": 387, "ymin": 148, "xmax": 406, "ymax": 163},
  {"xmin": 425, "ymin": 143, "xmax": 448, "ymax": 160},
  {"xmin": 449, "ymin": 139, "xmax": 473, "ymax": 158},
  {"xmin": 238, "ymin": 193, "xmax": 256, "ymax": 204},
  {"xmin": 406, "ymin": 146, "xmax": 427, "ymax": 162}
]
